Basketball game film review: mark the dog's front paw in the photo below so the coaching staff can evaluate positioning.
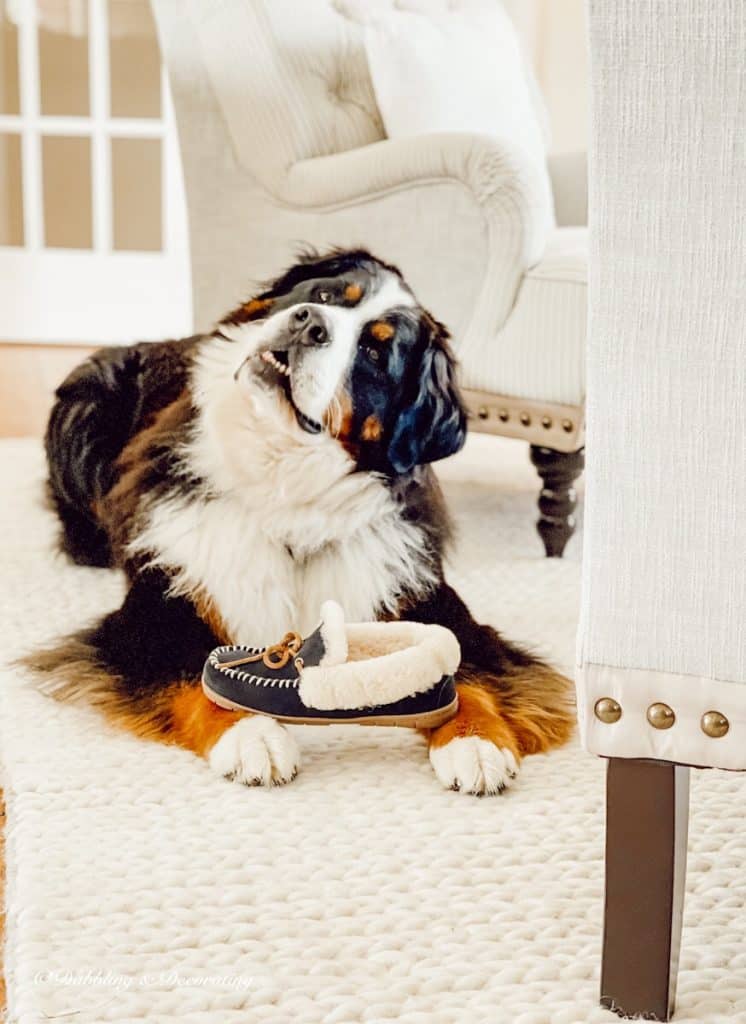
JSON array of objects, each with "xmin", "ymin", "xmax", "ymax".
[
  {"xmin": 429, "ymin": 737, "xmax": 519, "ymax": 796},
  {"xmin": 208, "ymin": 716, "xmax": 300, "ymax": 786}
]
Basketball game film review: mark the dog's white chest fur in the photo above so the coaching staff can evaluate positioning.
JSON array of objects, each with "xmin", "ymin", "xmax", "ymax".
[
  {"xmin": 133, "ymin": 478, "xmax": 429, "ymax": 642},
  {"xmin": 130, "ymin": 340, "xmax": 434, "ymax": 641}
]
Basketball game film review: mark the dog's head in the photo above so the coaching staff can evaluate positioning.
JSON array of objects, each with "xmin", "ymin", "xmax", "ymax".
[{"xmin": 221, "ymin": 249, "xmax": 467, "ymax": 474}]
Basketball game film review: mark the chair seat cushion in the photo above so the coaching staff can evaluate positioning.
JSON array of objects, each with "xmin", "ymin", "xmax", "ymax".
[{"xmin": 460, "ymin": 227, "xmax": 587, "ymax": 408}]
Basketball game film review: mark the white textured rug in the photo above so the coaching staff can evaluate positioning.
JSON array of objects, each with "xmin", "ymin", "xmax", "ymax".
[{"xmin": 1, "ymin": 435, "xmax": 745, "ymax": 1024}]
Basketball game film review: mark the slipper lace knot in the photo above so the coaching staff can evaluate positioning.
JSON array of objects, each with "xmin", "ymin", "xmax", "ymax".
[{"xmin": 220, "ymin": 631, "xmax": 303, "ymax": 671}]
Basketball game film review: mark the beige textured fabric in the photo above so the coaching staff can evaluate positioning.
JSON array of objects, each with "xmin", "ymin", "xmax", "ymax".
[
  {"xmin": 460, "ymin": 227, "xmax": 586, "ymax": 403},
  {"xmin": 151, "ymin": 0, "xmax": 587, "ymax": 409},
  {"xmin": 577, "ymin": 1, "xmax": 746, "ymax": 767},
  {"xmin": 461, "ymin": 391, "xmax": 584, "ymax": 452}
]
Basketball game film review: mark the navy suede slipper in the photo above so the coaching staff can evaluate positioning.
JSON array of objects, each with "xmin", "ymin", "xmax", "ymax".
[{"xmin": 201, "ymin": 600, "xmax": 460, "ymax": 728}]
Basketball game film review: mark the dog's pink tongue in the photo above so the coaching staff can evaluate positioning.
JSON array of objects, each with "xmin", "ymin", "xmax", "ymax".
[{"xmin": 319, "ymin": 600, "xmax": 348, "ymax": 666}]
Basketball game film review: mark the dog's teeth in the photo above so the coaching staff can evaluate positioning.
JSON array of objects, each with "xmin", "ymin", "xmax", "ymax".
[{"xmin": 260, "ymin": 349, "xmax": 289, "ymax": 375}]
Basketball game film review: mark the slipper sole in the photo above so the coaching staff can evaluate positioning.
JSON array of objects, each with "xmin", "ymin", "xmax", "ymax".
[{"xmin": 201, "ymin": 678, "xmax": 459, "ymax": 729}]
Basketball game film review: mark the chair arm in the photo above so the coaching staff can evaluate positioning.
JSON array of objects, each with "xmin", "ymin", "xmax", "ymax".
[
  {"xmin": 547, "ymin": 150, "xmax": 588, "ymax": 226},
  {"xmin": 282, "ymin": 132, "xmax": 554, "ymax": 333}
]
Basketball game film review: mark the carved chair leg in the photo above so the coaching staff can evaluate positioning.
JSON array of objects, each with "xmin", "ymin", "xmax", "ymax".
[
  {"xmin": 529, "ymin": 445, "xmax": 585, "ymax": 557},
  {"xmin": 601, "ymin": 758, "xmax": 690, "ymax": 1021}
]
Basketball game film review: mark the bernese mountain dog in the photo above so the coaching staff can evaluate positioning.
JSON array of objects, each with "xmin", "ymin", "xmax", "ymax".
[{"xmin": 30, "ymin": 248, "xmax": 573, "ymax": 795}]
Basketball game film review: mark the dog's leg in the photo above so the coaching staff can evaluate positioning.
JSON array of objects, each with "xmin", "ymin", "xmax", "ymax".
[
  {"xmin": 25, "ymin": 568, "xmax": 300, "ymax": 786},
  {"xmin": 403, "ymin": 582, "xmax": 575, "ymax": 795},
  {"xmin": 427, "ymin": 682, "xmax": 521, "ymax": 795},
  {"xmin": 166, "ymin": 685, "xmax": 300, "ymax": 787}
]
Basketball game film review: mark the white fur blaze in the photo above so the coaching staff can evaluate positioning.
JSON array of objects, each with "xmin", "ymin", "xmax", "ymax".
[
  {"xmin": 429, "ymin": 737, "xmax": 519, "ymax": 796},
  {"xmin": 208, "ymin": 717, "xmax": 300, "ymax": 786}
]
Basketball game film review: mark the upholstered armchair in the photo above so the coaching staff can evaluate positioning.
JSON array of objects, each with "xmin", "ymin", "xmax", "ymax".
[
  {"xmin": 580, "ymin": 1, "xmax": 746, "ymax": 1019},
  {"xmin": 151, "ymin": 0, "xmax": 587, "ymax": 557}
]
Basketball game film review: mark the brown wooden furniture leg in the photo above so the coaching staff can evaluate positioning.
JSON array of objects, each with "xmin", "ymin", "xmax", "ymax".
[
  {"xmin": 601, "ymin": 758, "xmax": 690, "ymax": 1021},
  {"xmin": 529, "ymin": 445, "xmax": 584, "ymax": 557}
]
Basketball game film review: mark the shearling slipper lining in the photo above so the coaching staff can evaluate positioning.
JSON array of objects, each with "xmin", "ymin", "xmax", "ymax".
[
  {"xmin": 298, "ymin": 621, "xmax": 461, "ymax": 711},
  {"xmin": 318, "ymin": 599, "xmax": 348, "ymax": 666}
]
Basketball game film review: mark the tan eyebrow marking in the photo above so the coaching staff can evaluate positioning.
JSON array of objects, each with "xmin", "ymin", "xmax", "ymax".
[
  {"xmin": 344, "ymin": 283, "xmax": 363, "ymax": 303},
  {"xmin": 360, "ymin": 414, "xmax": 383, "ymax": 442},
  {"xmin": 370, "ymin": 321, "xmax": 395, "ymax": 342},
  {"xmin": 241, "ymin": 297, "xmax": 274, "ymax": 318}
]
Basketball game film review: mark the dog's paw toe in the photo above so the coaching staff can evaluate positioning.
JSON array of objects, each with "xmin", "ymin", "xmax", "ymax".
[
  {"xmin": 429, "ymin": 736, "xmax": 519, "ymax": 796},
  {"xmin": 208, "ymin": 717, "xmax": 300, "ymax": 787}
]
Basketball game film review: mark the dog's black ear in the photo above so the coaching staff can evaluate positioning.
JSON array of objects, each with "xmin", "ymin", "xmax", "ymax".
[{"xmin": 387, "ymin": 319, "xmax": 467, "ymax": 474}]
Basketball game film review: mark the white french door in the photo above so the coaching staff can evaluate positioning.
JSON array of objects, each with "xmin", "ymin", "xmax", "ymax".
[{"xmin": 0, "ymin": 0, "xmax": 191, "ymax": 344}]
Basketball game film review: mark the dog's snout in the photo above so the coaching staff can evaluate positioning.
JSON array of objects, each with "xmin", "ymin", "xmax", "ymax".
[{"xmin": 291, "ymin": 305, "xmax": 330, "ymax": 347}]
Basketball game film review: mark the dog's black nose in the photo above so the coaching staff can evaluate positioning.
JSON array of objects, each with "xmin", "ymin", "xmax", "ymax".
[{"xmin": 291, "ymin": 305, "xmax": 330, "ymax": 347}]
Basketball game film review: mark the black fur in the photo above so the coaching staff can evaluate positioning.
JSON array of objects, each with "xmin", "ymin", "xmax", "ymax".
[
  {"xmin": 386, "ymin": 318, "xmax": 467, "ymax": 474},
  {"xmin": 46, "ymin": 337, "xmax": 198, "ymax": 565},
  {"xmin": 84, "ymin": 568, "xmax": 220, "ymax": 694},
  {"xmin": 228, "ymin": 247, "xmax": 406, "ymax": 322}
]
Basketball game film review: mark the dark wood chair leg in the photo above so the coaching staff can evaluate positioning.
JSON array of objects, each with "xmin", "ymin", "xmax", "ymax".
[
  {"xmin": 529, "ymin": 445, "xmax": 585, "ymax": 557},
  {"xmin": 601, "ymin": 758, "xmax": 690, "ymax": 1021}
]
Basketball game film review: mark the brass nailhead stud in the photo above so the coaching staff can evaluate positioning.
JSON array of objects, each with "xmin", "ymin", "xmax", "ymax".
[
  {"xmin": 477, "ymin": 406, "xmax": 489, "ymax": 420},
  {"xmin": 701, "ymin": 710, "xmax": 729, "ymax": 738},
  {"xmin": 498, "ymin": 409, "xmax": 509, "ymax": 422},
  {"xmin": 647, "ymin": 702, "xmax": 675, "ymax": 730},
  {"xmin": 594, "ymin": 697, "xmax": 622, "ymax": 724},
  {"xmin": 562, "ymin": 418, "xmax": 573, "ymax": 433},
  {"xmin": 541, "ymin": 416, "xmax": 552, "ymax": 429},
  {"xmin": 520, "ymin": 412, "xmax": 531, "ymax": 426}
]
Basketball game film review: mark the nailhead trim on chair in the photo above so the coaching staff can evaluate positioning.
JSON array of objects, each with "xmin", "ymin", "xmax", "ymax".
[
  {"xmin": 462, "ymin": 389, "xmax": 585, "ymax": 453},
  {"xmin": 593, "ymin": 698, "xmax": 731, "ymax": 739}
]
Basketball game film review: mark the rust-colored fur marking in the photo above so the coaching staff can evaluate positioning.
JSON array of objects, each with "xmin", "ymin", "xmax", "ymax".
[
  {"xmin": 241, "ymin": 297, "xmax": 274, "ymax": 319},
  {"xmin": 221, "ymin": 295, "xmax": 275, "ymax": 326},
  {"xmin": 429, "ymin": 683, "xmax": 520, "ymax": 756},
  {"xmin": 97, "ymin": 390, "xmax": 193, "ymax": 560},
  {"xmin": 100, "ymin": 682, "xmax": 243, "ymax": 753},
  {"xmin": 371, "ymin": 321, "xmax": 395, "ymax": 342},
  {"xmin": 344, "ymin": 282, "xmax": 363, "ymax": 303},
  {"xmin": 167, "ymin": 685, "xmax": 244, "ymax": 757},
  {"xmin": 429, "ymin": 664, "xmax": 575, "ymax": 759},
  {"xmin": 23, "ymin": 635, "xmax": 243, "ymax": 755},
  {"xmin": 324, "ymin": 391, "xmax": 360, "ymax": 459},
  {"xmin": 360, "ymin": 414, "xmax": 382, "ymax": 442}
]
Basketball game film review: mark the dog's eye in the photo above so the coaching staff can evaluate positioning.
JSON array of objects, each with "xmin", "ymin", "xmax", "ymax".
[
  {"xmin": 316, "ymin": 289, "xmax": 332, "ymax": 304},
  {"xmin": 366, "ymin": 346, "xmax": 380, "ymax": 363}
]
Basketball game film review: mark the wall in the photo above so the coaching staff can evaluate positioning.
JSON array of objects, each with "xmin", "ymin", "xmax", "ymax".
[{"xmin": 505, "ymin": 0, "xmax": 589, "ymax": 154}]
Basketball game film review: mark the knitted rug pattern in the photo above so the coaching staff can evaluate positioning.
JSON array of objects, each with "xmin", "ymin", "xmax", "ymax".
[{"xmin": 1, "ymin": 436, "xmax": 744, "ymax": 1023}]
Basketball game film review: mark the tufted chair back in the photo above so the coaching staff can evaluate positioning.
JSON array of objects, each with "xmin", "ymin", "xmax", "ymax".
[
  {"xmin": 153, "ymin": 0, "xmax": 557, "ymax": 338},
  {"xmin": 182, "ymin": 0, "xmax": 383, "ymax": 189}
]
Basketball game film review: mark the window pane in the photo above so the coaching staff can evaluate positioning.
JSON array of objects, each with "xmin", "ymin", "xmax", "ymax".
[
  {"xmin": 109, "ymin": 0, "xmax": 161, "ymax": 118},
  {"xmin": 42, "ymin": 136, "xmax": 92, "ymax": 248},
  {"xmin": 111, "ymin": 137, "xmax": 161, "ymax": 250},
  {"xmin": 0, "ymin": 133, "xmax": 23, "ymax": 246},
  {"xmin": 39, "ymin": 12, "xmax": 90, "ymax": 116},
  {"xmin": 1, "ymin": 2, "xmax": 20, "ymax": 114}
]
